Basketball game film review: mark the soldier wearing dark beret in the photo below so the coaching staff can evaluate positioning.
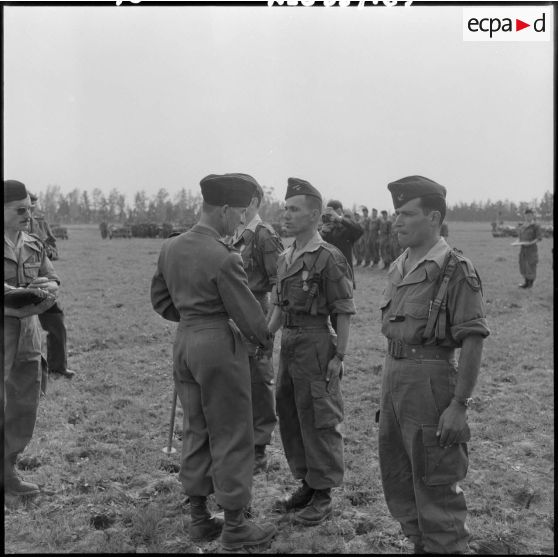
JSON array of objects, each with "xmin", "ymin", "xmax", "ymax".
[
  {"xmin": 4, "ymin": 180, "xmax": 60, "ymax": 497},
  {"xmin": 267, "ymin": 177, "xmax": 356, "ymax": 526},
  {"xmin": 229, "ymin": 183, "xmax": 284, "ymax": 475},
  {"xmin": 151, "ymin": 173, "xmax": 276, "ymax": 551},
  {"xmin": 378, "ymin": 175, "xmax": 490, "ymax": 554}
]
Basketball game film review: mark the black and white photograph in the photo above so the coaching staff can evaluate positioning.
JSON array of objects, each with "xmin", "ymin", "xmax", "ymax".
[{"xmin": 3, "ymin": 1, "xmax": 554, "ymax": 554}]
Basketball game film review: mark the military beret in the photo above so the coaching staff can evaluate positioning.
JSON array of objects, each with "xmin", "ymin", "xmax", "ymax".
[
  {"xmin": 4, "ymin": 180, "xmax": 28, "ymax": 204},
  {"xmin": 200, "ymin": 173, "xmax": 259, "ymax": 207},
  {"xmin": 285, "ymin": 177, "xmax": 322, "ymax": 203},
  {"xmin": 387, "ymin": 175, "xmax": 446, "ymax": 209}
]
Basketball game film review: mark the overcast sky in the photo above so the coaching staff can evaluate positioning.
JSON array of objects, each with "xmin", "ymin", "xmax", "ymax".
[{"xmin": 3, "ymin": 3, "xmax": 554, "ymax": 210}]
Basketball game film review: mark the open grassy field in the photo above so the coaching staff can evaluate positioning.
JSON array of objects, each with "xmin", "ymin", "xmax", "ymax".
[{"xmin": 4, "ymin": 222, "xmax": 554, "ymax": 555}]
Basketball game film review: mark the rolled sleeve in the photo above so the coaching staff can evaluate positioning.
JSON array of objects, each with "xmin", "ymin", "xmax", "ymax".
[
  {"xmin": 324, "ymin": 251, "xmax": 356, "ymax": 316},
  {"xmin": 448, "ymin": 277, "xmax": 490, "ymax": 344}
]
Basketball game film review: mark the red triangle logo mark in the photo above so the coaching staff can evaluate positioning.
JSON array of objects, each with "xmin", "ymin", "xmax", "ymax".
[{"xmin": 516, "ymin": 19, "xmax": 530, "ymax": 31}]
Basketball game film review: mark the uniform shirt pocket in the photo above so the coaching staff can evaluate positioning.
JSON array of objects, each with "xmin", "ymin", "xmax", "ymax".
[{"xmin": 23, "ymin": 262, "xmax": 41, "ymax": 282}]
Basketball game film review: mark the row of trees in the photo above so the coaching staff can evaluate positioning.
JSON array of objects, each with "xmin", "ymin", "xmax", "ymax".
[{"xmin": 37, "ymin": 185, "xmax": 553, "ymax": 225}]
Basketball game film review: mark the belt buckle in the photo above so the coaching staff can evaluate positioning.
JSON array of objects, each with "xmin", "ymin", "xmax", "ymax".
[{"xmin": 390, "ymin": 339, "xmax": 404, "ymax": 359}]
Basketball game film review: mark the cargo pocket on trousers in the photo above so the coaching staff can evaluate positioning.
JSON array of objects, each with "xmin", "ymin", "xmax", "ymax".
[
  {"xmin": 310, "ymin": 380, "xmax": 343, "ymax": 429},
  {"xmin": 421, "ymin": 424, "xmax": 470, "ymax": 487}
]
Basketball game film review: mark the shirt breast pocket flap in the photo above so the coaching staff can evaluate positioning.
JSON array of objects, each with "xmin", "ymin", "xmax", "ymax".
[
  {"xmin": 23, "ymin": 262, "xmax": 41, "ymax": 280},
  {"xmin": 404, "ymin": 301, "xmax": 428, "ymax": 320}
]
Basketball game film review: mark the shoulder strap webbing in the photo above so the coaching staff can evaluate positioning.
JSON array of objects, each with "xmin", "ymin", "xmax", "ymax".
[{"xmin": 422, "ymin": 250, "xmax": 459, "ymax": 341}]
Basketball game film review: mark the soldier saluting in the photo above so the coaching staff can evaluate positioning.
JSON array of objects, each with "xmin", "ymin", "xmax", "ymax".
[
  {"xmin": 150, "ymin": 173, "xmax": 276, "ymax": 551},
  {"xmin": 268, "ymin": 177, "xmax": 356, "ymax": 526},
  {"xmin": 378, "ymin": 176, "xmax": 490, "ymax": 555}
]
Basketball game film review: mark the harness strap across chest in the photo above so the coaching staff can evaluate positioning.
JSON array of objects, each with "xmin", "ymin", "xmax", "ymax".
[{"xmin": 422, "ymin": 251, "xmax": 459, "ymax": 342}]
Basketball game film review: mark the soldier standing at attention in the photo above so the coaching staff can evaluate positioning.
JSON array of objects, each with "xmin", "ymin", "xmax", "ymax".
[
  {"xmin": 368, "ymin": 207, "xmax": 381, "ymax": 268},
  {"xmin": 360, "ymin": 206, "xmax": 372, "ymax": 267},
  {"xmin": 379, "ymin": 176, "xmax": 490, "ymax": 555},
  {"xmin": 517, "ymin": 208, "xmax": 542, "ymax": 288},
  {"xmin": 268, "ymin": 177, "xmax": 356, "ymax": 526},
  {"xmin": 29, "ymin": 193, "xmax": 76, "ymax": 381},
  {"xmin": 151, "ymin": 173, "xmax": 276, "ymax": 551},
  {"xmin": 230, "ymin": 183, "xmax": 284, "ymax": 474},
  {"xmin": 378, "ymin": 209, "xmax": 393, "ymax": 269},
  {"xmin": 4, "ymin": 180, "xmax": 59, "ymax": 496}
]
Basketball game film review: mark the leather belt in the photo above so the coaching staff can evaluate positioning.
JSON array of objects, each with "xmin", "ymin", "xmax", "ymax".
[
  {"xmin": 283, "ymin": 313, "xmax": 329, "ymax": 329},
  {"xmin": 387, "ymin": 339, "xmax": 455, "ymax": 361},
  {"xmin": 179, "ymin": 314, "xmax": 229, "ymax": 327}
]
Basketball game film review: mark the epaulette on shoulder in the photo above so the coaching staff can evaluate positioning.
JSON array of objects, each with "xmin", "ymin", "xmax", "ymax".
[{"xmin": 449, "ymin": 248, "xmax": 482, "ymax": 291}]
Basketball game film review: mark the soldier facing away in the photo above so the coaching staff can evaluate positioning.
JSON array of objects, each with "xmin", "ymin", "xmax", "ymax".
[
  {"xmin": 230, "ymin": 183, "xmax": 284, "ymax": 474},
  {"xmin": 268, "ymin": 177, "xmax": 356, "ymax": 526},
  {"xmin": 150, "ymin": 173, "xmax": 276, "ymax": 551},
  {"xmin": 378, "ymin": 175, "xmax": 490, "ymax": 555}
]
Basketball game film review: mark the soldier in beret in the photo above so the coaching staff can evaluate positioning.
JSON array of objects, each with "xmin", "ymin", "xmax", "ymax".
[
  {"xmin": 151, "ymin": 173, "xmax": 276, "ymax": 551},
  {"xmin": 268, "ymin": 177, "xmax": 356, "ymax": 526},
  {"xmin": 4, "ymin": 180, "xmax": 60, "ymax": 497},
  {"xmin": 28, "ymin": 193, "xmax": 76, "ymax": 382},
  {"xmin": 229, "ymin": 183, "xmax": 284, "ymax": 475},
  {"xmin": 378, "ymin": 175, "xmax": 490, "ymax": 554}
]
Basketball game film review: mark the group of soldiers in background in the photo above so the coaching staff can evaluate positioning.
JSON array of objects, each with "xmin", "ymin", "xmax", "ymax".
[{"xmin": 352, "ymin": 206, "xmax": 448, "ymax": 270}]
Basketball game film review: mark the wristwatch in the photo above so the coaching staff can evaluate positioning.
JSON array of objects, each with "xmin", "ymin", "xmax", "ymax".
[{"xmin": 453, "ymin": 396, "xmax": 473, "ymax": 408}]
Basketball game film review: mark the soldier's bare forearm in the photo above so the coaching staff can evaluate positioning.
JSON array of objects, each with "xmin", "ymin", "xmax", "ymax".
[
  {"xmin": 333, "ymin": 314, "xmax": 351, "ymax": 355},
  {"xmin": 267, "ymin": 305, "xmax": 283, "ymax": 335},
  {"xmin": 453, "ymin": 335, "xmax": 484, "ymax": 401}
]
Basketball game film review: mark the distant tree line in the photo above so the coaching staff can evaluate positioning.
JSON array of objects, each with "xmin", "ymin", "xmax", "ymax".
[{"xmin": 37, "ymin": 185, "xmax": 553, "ymax": 225}]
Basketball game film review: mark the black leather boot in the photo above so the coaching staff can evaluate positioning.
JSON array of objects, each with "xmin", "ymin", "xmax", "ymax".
[
  {"xmin": 293, "ymin": 488, "xmax": 332, "ymax": 526},
  {"xmin": 4, "ymin": 462, "xmax": 40, "ymax": 497},
  {"xmin": 220, "ymin": 508, "xmax": 277, "ymax": 551},
  {"xmin": 189, "ymin": 496, "xmax": 223, "ymax": 542},
  {"xmin": 273, "ymin": 480, "xmax": 315, "ymax": 513}
]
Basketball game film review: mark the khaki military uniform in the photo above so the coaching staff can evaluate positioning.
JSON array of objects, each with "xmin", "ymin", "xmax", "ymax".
[
  {"xmin": 231, "ymin": 216, "xmax": 284, "ymax": 447},
  {"xmin": 518, "ymin": 222, "xmax": 542, "ymax": 281},
  {"xmin": 151, "ymin": 224, "xmax": 270, "ymax": 510},
  {"xmin": 275, "ymin": 233, "xmax": 356, "ymax": 489},
  {"xmin": 368, "ymin": 217, "xmax": 380, "ymax": 265},
  {"xmin": 3, "ymin": 232, "xmax": 59, "ymax": 467},
  {"xmin": 379, "ymin": 218, "xmax": 392, "ymax": 267},
  {"xmin": 379, "ymin": 238, "xmax": 490, "ymax": 554}
]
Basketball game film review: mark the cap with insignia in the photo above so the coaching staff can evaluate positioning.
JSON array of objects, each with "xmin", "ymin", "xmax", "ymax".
[
  {"xmin": 200, "ymin": 173, "xmax": 259, "ymax": 207},
  {"xmin": 285, "ymin": 177, "xmax": 322, "ymax": 203},
  {"xmin": 387, "ymin": 175, "xmax": 446, "ymax": 209},
  {"xmin": 4, "ymin": 180, "xmax": 29, "ymax": 204}
]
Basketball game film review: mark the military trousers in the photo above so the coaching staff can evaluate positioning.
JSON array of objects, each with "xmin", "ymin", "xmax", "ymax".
[
  {"xmin": 246, "ymin": 293, "xmax": 276, "ymax": 447},
  {"xmin": 276, "ymin": 326, "xmax": 344, "ymax": 489},
  {"xmin": 38, "ymin": 302, "xmax": 67, "ymax": 373},
  {"xmin": 379, "ymin": 238, "xmax": 392, "ymax": 266},
  {"xmin": 173, "ymin": 318, "xmax": 254, "ymax": 510},
  {"xmin": 519, "ymin": 245, "xmax": 539, "ymax": 280},
  {"xmin": 379, "ymin": 355, "xmax": 470, "ymax": 554},
  {"xmin": 369, "ymin": 234, "xmax": 380, "ymax": 264},
  {"xmin": 2, "ymin": 316, "xmax": 42, "ymax": 465}
]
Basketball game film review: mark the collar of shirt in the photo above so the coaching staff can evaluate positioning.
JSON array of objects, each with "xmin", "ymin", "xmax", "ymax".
[
  {"xmin": 233, "ymin": 214, "xmax": 262, "ymax": 243},
  {"xmin": 285, "ymin": 231, "xmax": 323, "ymax": 267},
  {"xmin": 192, "ymin": 223, "xmax": 221, "ymax": 239},
  {"xmin": 4, "ymin": 231, "xmax": 24, "ymax": 250},
  {"xmin": 395, "ymin": 237, "xmax": 450, "ymax": 278}
]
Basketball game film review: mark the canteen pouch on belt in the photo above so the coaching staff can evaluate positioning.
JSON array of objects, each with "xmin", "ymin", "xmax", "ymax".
[{"xmin": 421, "ymin": 424, "xmax": 470, "ymax": 487}]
